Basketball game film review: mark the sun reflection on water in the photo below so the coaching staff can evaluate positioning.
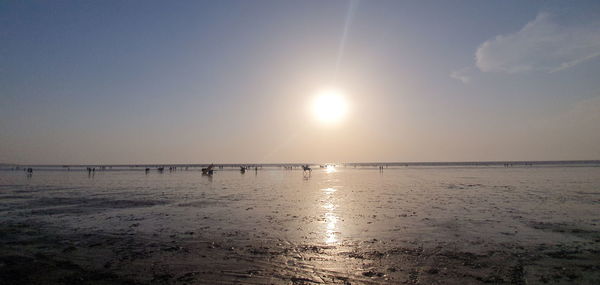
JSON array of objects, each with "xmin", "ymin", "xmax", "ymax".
[
  {"xmin": 325, "ymin": 165, "xmax": 336, "ymax": 173},
  {"xmin": 321, "ymin": 187, "xmax": 339, "ymax": 244},
  {"xmin": 325, "ymin": 213, "xmax": 338, "ymax": 244},
  {"xmin": 322, "ymin": 187, "xmax": 336, "ymax": 194},
  {"xmin": 323, "ymin": 202, "xmax": 335, "ymax": 211}
]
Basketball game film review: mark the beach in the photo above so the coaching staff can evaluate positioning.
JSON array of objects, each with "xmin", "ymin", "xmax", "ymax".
[{"xmin": 1, "ymin": 164, "xmax": 599, "ymax": 284}]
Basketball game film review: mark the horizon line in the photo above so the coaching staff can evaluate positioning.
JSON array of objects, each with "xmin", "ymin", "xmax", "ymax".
[{"xmin": 2, "ymin": 159, "xmax": 600, "ymax": 167}]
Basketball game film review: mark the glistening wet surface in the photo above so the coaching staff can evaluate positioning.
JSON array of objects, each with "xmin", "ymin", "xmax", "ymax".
[{"xmin": 1, "ymin": 166, "xmax": 599, "ymax": 284}]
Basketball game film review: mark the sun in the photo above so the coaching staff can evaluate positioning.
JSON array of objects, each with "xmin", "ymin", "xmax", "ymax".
[{"xmin": 311, "ymin": 88, "xmax": 349, "ymax": 124}]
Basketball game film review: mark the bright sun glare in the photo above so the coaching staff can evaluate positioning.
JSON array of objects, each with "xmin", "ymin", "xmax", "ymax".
[{"xmin": 312, "ymin": 88, "xmax": 349, "ymax": 124}]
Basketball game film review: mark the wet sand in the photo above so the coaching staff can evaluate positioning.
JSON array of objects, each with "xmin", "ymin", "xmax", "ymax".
[{"xmin": 1, "ymin": 166, "xmax": 599, "ymax": 284}]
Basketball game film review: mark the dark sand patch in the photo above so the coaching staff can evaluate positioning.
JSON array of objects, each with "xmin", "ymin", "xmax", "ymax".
[
  {"xmin": 0, "ymin": 195, "xmax": 31, "ymax": 199},
  {"xmin": 528, "ymin": 221, "xmax": 600, "ymax": 241},
  {"xmin": 6, "ymin": 197, "xmax": 170, "ymax": 216},
  {"xmin": 177, "ymin": 200, "xmax": 223, "ymax": 208},
  {"xmin": 28, "ymin": 197, "xmax": 168, "ymax": 208}
]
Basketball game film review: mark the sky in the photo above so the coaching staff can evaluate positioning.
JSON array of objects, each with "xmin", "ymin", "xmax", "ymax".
[{"xmin": 1, "ymin": 0, "xmax": 600, "ymax": 164}]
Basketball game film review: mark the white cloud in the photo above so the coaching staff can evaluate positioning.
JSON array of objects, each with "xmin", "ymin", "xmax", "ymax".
[
  {"xmin": 449, "ymin": 66, "xmax": 474, "ymax": 83},
  {"xmin": 475, "ymin": 12, "xmax": 600, "ymax": 74}
]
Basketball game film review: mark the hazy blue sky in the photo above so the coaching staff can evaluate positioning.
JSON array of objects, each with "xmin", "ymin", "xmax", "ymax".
[{"xmin": 1, "ymin": 0, "xmax": 599, "ymax": 164}]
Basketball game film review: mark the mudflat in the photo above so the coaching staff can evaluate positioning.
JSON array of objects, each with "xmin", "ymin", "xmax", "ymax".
[{"xmin": 1, "ymin": 166, "xmax": 599, "ymax": 284}]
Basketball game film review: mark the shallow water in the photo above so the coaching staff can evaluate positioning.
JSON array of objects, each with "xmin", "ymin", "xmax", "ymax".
[
  {"xmin": 1, "ymin": 165, "xmax": 600, "ymax": 284},
  {"xmin": 2, "ymin": 166, "xmax": 599, "ymax": 248}
]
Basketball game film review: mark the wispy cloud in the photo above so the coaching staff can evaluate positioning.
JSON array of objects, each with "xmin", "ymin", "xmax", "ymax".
[
  {"xmin": 475, "ymin": 12, "xmax": 600, "ymax": 74},
  {"xmin": 449, "ymin": 66, "xmax": 474, "ymax": 84}
]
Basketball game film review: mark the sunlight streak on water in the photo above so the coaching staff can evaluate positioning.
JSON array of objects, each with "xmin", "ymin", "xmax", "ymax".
[
  {"xmin": 322, "ymin": 187, "xmax": 336, "ymax": 194},
  {"xmin": 322, "ymin": 187, "xmax": 339, "ymax": 244},
  {"xmin": 325, "ymin": 212, "xmax": 338, "ymax": 244},
  {"xmin": 325, "ymin": 165, "xmax": 336, "ymax": 173}
]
